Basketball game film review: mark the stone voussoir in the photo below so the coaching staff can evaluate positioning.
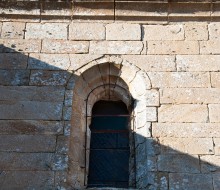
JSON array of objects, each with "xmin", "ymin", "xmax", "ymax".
[{"xmin": 1, "ymin": 22, "xmax": 26, "ymax": 39}]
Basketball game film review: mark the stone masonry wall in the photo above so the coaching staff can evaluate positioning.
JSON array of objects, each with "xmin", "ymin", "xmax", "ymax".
[{"xmin": 1, "ymin": 1, "xmax": 220, "ymax": 190}]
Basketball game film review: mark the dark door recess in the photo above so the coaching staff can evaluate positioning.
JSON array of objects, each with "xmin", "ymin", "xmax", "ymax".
[{"xmin": 87, "ymin": 100, "xmax": 130, "ymax": 188}]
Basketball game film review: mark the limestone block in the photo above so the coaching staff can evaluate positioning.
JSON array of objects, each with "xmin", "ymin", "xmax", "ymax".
[
  {"xmin": 158, "ymin": 155, "xmax": 200, "ymax": 173},
  {"xmin": 160, "ymin": 137, "xmax": 213, "ymax": 155},
  {"xmin": 42, "ymin": 40, "xmax": 89, "ymax": 53},
  {"xmin": 123, "ymin": 55, "xmax": 176, "ymax": 72},
  {"xmin": 1, "ymin": 22, "xmax": 25, "ymax": 39},
  {"xmin": 64, "ymin": 90, "xmax": 73, "ymax": 106},
  {"xmin": 0, "ymin": 120, "xmax": 63, "ymax": 135},
  {"xmin": 106, "ymin": 23, "xmax": 141, "ymax": 41},
  {"xmin": 200, "ymin": 41, "xmax": 220, "ymax": 54},
  {"xmin": 28, "ymin": 53, "xmax": 70, "ymax": 70},
  {"xmin": 69, "ymin": 23, "xmax": 105, "ymax": 40},
  {"xmin": 0, "ymin": 70, "xmax": 30, "ymax": 86},
  {"xmin": 211, "ymin": 72, "xmax": 220, "ymax": 88},
  {"xmin": 90, "ymin": 41, "xmax": 143, "ymax": 55},
  {"xmin": 214, "ymin": 138, "xmax": 220, "ymax": 155},
  {"xmin": 0, "ymin": 171, "xmax": 54, "ymax": 190},
  {"xmin": 64, "ymin": 121, "xmax": 71, "ymax": 136},
  {"xmin": 55, "ymin": 171, "xmax": 68, "ymax": 189},
  {"xmin": 158, "ymin": 104, "xmax": 208, "ymax": 123},
  {"xmin": 145, "ymin": 89, "xmax": 160, "ymax": 106},
  {"xmin": 0, "ymin": 101, "xmax": 63, "ymax": 120},
  {"xmin": 209, "ymin": 23, "xmax": 220, "ymax": 40},
  {"xmin": 26, "ymin": 23, "xmax": 68, "ymax": 40},
  {"xmin": 143, "ymin": 25, "xmax": 184, "ymax": 40},
  {"xmin": 201, "ymin": 155, "xmax": 220, "ymax": 173},
  {"xmin": 0, "ymin": 135, "xmax": 56, "ymax": 152},
  {"xmin": 213, "ymin": 173, "xmax": 220, "ymax": 190},
  {"xmin": 30, "ymin": 70, "xmax": 71, "ymax": 86},
  {"xmin": 0, "ymin": 39, "xmax": 41, "ymax": 53},
  {"xmin": 63, "ymin": 106, "xmax": 72, "ymax": 121},
  {"xmin": 52, "ymin": 154, "xmax": 68, "ymax": 171},
  {"xmin": 56, "ymin": 136, "xmax": 69, "ymax": 155},
  {"xmin": 153, "ymin": 123, "xmax": 220, "ymax": 138},
  {"xmin": 147, "ymin": 41, "xmax": 199, "ymax": 55},
  {"xmin": 169, "ymin": 173, "xmax": 213, "ymax": 190},
  {"xmin": 0, "ymin": 53, "xmax": 28, "ymax": 69},
  {"xmin": 160, "ymin": 88, "xmax": 220, "ymax": 104},
  {"xmin": 177, "ymin": 55, "xmax": 220, "ymax": 71},
  {"xmin": 184, "ymin": 23, "xmax": 208, "ymax": 40},
  {"xmin": 148, "ymin": 72, "xmax": 210, "ymax": 88},
  {"xmin": 135, "ymin": 123, "xmax": 151, "ymax": 141},
  {"xmin": 209, "ymin": 104, "xmax": 220, "ymax": 123}
]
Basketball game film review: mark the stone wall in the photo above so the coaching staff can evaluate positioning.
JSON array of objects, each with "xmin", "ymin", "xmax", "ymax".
[{"xmin": 1, "ymin": 1, "xmax": 220, "ymax": 190}]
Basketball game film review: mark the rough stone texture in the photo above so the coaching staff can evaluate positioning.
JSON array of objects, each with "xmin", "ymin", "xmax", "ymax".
[
  {"xmin": 184, "ymin": 23, "xmax": 208, "ymax": 40},
  {"xmin": 106, "ymin": 23, "xmax": 141, "ymax": 41},
  {"xmin": 200, "ymin": 40, "xmax": 220, "ymax": 54},
  {"xmin": 90, "ymin": 41, "xmax": 143, "ymax": 54},
  {"xmin": 147, "ymin": 41, "xmax": 199, "ymax": 55},
  {"xmin": 209, "ymin": 23, "xmax": 220, "ymax": 40},
  {"xmin": 213, "ymin": 173, "xmax": 220, "ymax": 190},
  {"xmin": 69, "ymin": 23, "xmax": 105, "ymax": 40},
  {"xmin": 148, "ymin": 72, "xmax": 210, "ymax": 88},
  {"xmin": 42, "ymin": 40, "xmax": 89, "ymax": 53},
  {"xmin": 1, "ymin": 22, "xmax": 25, "ymax": 39},
  {"xmin": 56, "ymin": 136, "xmax": 69, "ymax": 154},
  {"xmin": 201, "ymin": 155, "xmax": 220, "ymax": 173},
  {"xmin": 158, "ymin": 105, "xmax": 208, "ymax": 123},
  {"xmin": 211, "ymin": 72, "xmax": 220, "ymax": 88},
  {"xmin": 209, "ymin": 104, "xmax": 220, "ymax": 123},
  {"xmin": 177, "ymin": 55, "xmax": 220, "ymax": 71},
  {"xmin": 143, "ymin": 25, "xmax": 184, "ymax": 40},
  {"xmin": 214, "ymin": 138, "xmax": 220, "ymax": 155},
  {"xmin": 169, "ymin": 173, "xmax": 213, "ymax": 190},
  {"xmin": 26, "ymin": 23, "xmax": 68, "ymax": 39}
]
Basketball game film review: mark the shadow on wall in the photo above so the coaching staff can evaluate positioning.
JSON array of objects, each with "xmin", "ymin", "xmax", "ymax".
[{"xmin": 0, "ymin": 44, "xmax": 219, "ymax": 190}]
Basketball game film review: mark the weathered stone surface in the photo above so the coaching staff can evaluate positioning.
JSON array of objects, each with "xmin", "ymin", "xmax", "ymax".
[
  {"xmin": 184, "ymin": 23, "xmax": 208, "ymax": 40},
  {"xmin": 0, "ymin": 69, "xmax": 30, "ymax": 85},
  {"xmin": 1, "ymin": 22, "xmax": 25, "ymax": 39},
  {"xmin": 64, "ymin": 90, "xmax": 73, "ymax": 106},
  {"xmin": 56, "ymin": 136, "xmax": 69, "ymax": 154},
  {"xmin": 200, "ymin": 41, "xmax": 220, "ymax": 54},
  {"xmin": 30, "ymin": 70, "xmax": 71, "ymax": 86},
  {"xmin": 214, "ymin": 138, "xmax": 220, "ymax": 155},
  {"xmin": 153, "ymin": 123, "xmax": 220, "ymax": 138},
  {"xmin": 136, "ymin": 123, "xmax": 152, "ymax": 141},
  {"xmin": 55, "ymin": 171, "xmax": 68, "ymax": 189},
  {"xmin": 123, "ymin": 55, "xmax": 176, "ymax": 72},
  {"xmin": 69, "ymin": 23, "xmax": 105, "ymax": 40},
  {"xmin": 209, "ymin": 104, "xmax": 220, "ymax": 123},
  {"xmin": 42, "ymin": 40, "xmax": 89, "ymax": 53},
  {"xmin": 169, "ymin": 173, "xmax": 213, "ymax": 190},
  {"xmin": 52, "ymin": 154, "xmax": 68, "ymax": 171},
  {"xmin": 0, "ymin": 135, "xmax": 56, "ymax": 152},
  {"xmin": 145, "ymin": 89, "xmax": 160, "ymax": 106},
  {"xmin": 211, "ymin": 72, "xmax": 220, "ymax": 88},
  {"xmin": 106, "ymin": 23, "xmax": 141, "ymax": 40},
  {"xmin": 0, "ymin": 39, "xmax": 41, "ymax": 53},
  {"xmin": 158, "ymin": 155, "xmax": 200, "ymax": 173},
  {"xmin": 160, "ymin": 137, "xmax": 213, "ymax": 155},
  {"xmin": 143, "ymin": 25, "xmax": 184, "ymax": 40},
  {"xmin": 158, "ymin": 105, "xmax": 208, "ymax": 123},
  {"xmin": 63, "ymin": 106, "xmax": 72, "ymax": 121},
  {"xmin": 209, "ymin": 23, "xmax": 220, "ymax": 40},
  {"xmin": 0, "ymin": 86, "xmax": 65, "ymax": 102},
  {"xmin": 28, "ymin": 53, "xmax": 70, "ymax": 70},
  {"xmin": 147, "ymin": 41, "xmax": 199, "ymax": 55},
  {"xmin": 0, "ymin": 53, "xmax": 27, "ymax": 69},
  {"xmin": 201, "ymin": 155, "xmax": 220, "ymax": 173},
  {"xmin": 26, "ymin": 23, "xmax": 68, "ymax": 39},
  {"xmin": 213, "ymin": 173, "xmax": 220, "ymax": 190},
  {"xmin": 148, "ymin": 72, "xmax": 210, "ymax": 88},
  {"xmin": 177, "ymin": 55, "xmax": 220, "ymax": 71},
  {"xmin": 160, "ymin": 88, "xmax": 220, "ymax": 104},
  {"xmin": 0, "ymin": 101, "xmax": 63, "ymax": 120},
  {"xmin": 0, "ymin": 171, "xmax": 54, "ymax": 190},
  {"xmin": 144, "ymin": 172, "xmax": 168, "ymax": 190},
  {"xmin": 0, "ymin": 120, "xmax": 63, "ymax": 135},
  {"xmin": 90, "ymin": 41, "xmax": 143, "ymax": 55}
]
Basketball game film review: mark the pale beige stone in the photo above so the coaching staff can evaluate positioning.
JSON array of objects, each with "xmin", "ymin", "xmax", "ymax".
[
  {"xmin": 184, "ymin": 23, "xmax": 208, "ymax": 40},
  {"xmin": 160, "ymin": 88, "xmax": 220, "ymax": 104},
  {"xmin": 26, "ymin": 23, "xmax": 68, "ymax": 40},
  {"xmin": 160, "ymin": 138, "xmax": 213, "ymax": 155},
  {"xmin": 69, "ymin": 23, "xmax": 105, "ymax": 40},
  {"xmin": 153, "ymin": 123, "xmax": 220, "ymax": 138},
  {"xmin": 147, "ymin": 41, "xmax": 199, "ymax": 55},
  {"xmin": 106, "ymin": 23, "xmax": 141, "ymax": 40},
  {"xmin": 158, "ymin": 105, "xmax": 208, "ymax": 123},
  {"xmin": 90, "ymin": 41, "xmax": 143, "ymax": 55},
  {"xmin": 145, "ymin": 89, "xmax": 159, "ymax": 106},
  {"xmin": 177, "ymin": 55, "xmax": 220, "ymax": 71},
  {"xmin": 209, "ymin": 23, "xmax": 220, "ymax": 40},
  {"xmin": 42, "ymin": 40, "xmax": 89, "ymax": 53},
  {"xmin": 1, "ymin": 22, "xmax": 25, "ymax": 39},
  {"xmin": 214, "ymin": 138, "xmax": 220, "ymax": 155},
  {"xmin": 123, "ymin": 55, "xmax": 176, "ymax": 72},
  {"xmin": 200, "ymin": 41, "xmax": 220, "ymax": 54},
  {"xmin": 211, "ymin": 72, "xmax": 220, "ymax": 88},
  {"xmin": 143, "ymin": 25, "xmax": 184, "ymax": 40},
  {"xmin": 200, "ymin": 155, "xmax": 220, "ymax": 172},
  {"xmin": 209, "ymin": 104, "xmax": 220, "ymax": 123},
  {"xmin": 148, "ymin": 72, "xmax": 210, "ymax": 88}
]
